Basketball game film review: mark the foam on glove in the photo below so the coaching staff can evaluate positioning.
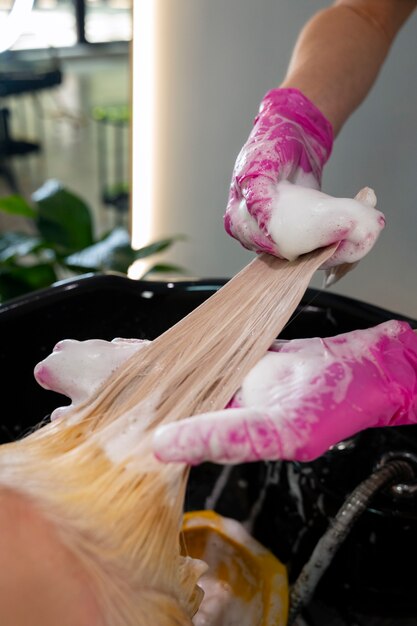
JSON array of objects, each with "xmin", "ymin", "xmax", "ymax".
[
  {"xmin": 225, "ymin": 87, "xmax": 385, "ymax": 269},
  {"xmin": 154, "ymin": 321, "xmax": 417, "ymax": 465}
]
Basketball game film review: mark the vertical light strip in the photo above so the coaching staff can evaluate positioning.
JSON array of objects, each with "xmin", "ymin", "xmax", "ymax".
[{"xmin": 130, "ymin": 0, "xmax": 157, "ymax": 251}]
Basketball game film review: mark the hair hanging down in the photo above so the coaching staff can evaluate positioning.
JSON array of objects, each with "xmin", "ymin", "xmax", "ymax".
[
  {"xmin": 0, "ymin": 246, "xmax": 334, "ymax": 625},
  {"xmin": 0, "ymin": 415, "xmax": 203, "ymax": 625}
]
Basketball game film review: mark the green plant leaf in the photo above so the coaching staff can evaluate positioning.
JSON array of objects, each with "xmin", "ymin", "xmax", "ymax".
[
  {"xmin": 33, "ymin": 180, "xmax": 94, "ymax": 254},
  {"xmin": 143, "ymin": 263, "xmax": 186, "ymax": 276},
  {"xmin": 65, "ymin": 229, "xmax": 183, "ymax": 274},
  {"xmin": 0, "ymin": 176, "xmax": 184, "ymax": 300},
  {"xmin": 0, "ymin": 264, "xmax": 58, "ymax": 302},
  {"xmin": 0, "ymin": 232, "xmax": 43, "ymax": 263},
  {"xmin": 92, "ymin": 105, "xmax": 130, "ymax": 123},
  {"xmin": 133, "ymin": 236, "xmax": 185, "ymax": 259},
  {"xmin": 64, "ymin": 227, "xmax": 131, "ymax": 272},
  {"xmin": 114, "ymin": 235, "xmax": 184, "ymax": 273},
  {"xmin": 0, "ymin": 195, "xmax": 36, "ymax": 218}
]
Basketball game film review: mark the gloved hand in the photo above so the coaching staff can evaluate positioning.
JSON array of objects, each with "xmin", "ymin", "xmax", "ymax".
[
  {"xmin": 153, "ymin": 320, "xmax": 417, "ymax": 465},
  {"xmin": 34, "ymin": 338, "xmax": 147, "ymax": 420},
  {"xmin": 224, "ymin": 87, "xmax": 385, "ymax": 268}
]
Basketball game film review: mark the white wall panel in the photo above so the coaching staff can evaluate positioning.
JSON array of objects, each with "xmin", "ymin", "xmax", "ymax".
[{"xmin": 151, "ymin": 1, "xmax": 417, "ymax": 318}]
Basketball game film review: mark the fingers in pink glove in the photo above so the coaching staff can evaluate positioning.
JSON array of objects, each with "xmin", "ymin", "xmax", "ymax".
[
  {"xmin": 268, "ymin": 182, "xmax": 385, "ymax": 265},
  {"xmin": 153, "ymin": 321, "xmax": 417, "ymax": 466},
  {"xmin": 225, "ymin": 87, "xmax": 384, "ymax": 269},
  {"xmin": 153, "ymin": 408, "xmax": 285, "ymax": 465},
  {"xmin": 34, "ymin": 338, "xmax": 149, "ymax": 420},
  {"xmin": 225, "ymin": 88, "xmax": 333, "ymax": 257}
]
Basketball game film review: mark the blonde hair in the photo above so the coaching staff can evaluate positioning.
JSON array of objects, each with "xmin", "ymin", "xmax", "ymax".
[{"xmin": 0, "ymin": 247, "xmax": 334, "ymax": 624}]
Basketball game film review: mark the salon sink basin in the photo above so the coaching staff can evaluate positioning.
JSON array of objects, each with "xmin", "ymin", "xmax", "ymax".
[{"xmin": 0, "ymin": 272, "xmax": 416, "ymax": 625}]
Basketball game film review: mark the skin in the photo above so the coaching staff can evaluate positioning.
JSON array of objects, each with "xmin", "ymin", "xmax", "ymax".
[
  {"xmin": 0, "ymin": 488, "xmax": 104, "ymax": 626},
  {"xmin": 281, "ymin": 0, "xmax": 417, "ymax": 135}
]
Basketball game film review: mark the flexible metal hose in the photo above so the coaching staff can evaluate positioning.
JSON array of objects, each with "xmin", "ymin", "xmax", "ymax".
[{"xmin": 288, "ymin": 458, "xmax": 415, "ymax": 625}]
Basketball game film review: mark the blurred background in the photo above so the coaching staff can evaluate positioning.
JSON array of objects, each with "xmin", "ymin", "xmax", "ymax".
[{"xmin": 1, "ymin": 0, "xmax": 416, "ymax": 317}]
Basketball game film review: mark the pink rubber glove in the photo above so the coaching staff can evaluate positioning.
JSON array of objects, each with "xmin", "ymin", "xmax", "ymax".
[
  {"xmin": 224, "ymin": 87, "xmax": 385, "ymax": 268},
  {"xmin": 153, "ymin": 320, "xmax": 417, "ymax": 465},
  {"xmin": 34, "ymin": 338, "xmax": 147, "ymax": 420}
]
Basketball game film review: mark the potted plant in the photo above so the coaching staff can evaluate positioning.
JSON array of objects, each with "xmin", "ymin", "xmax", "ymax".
[{"xmin": 0, "ymin": 179, "xmax": 184, "ymax": 303}]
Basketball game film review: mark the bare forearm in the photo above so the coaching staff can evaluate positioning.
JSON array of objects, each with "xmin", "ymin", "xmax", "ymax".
[{"xmin": 281, "ymin": 0, "xmax": 417, "ymax": 135}]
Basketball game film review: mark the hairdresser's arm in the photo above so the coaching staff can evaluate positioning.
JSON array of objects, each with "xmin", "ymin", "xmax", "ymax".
[
  {"xmin": 225, "ymin": 0, "xmax": 416, "ymax": 268},
  {"xmin": 282, "ymin": 0, "xmax": 417, "ymax": 135}
]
